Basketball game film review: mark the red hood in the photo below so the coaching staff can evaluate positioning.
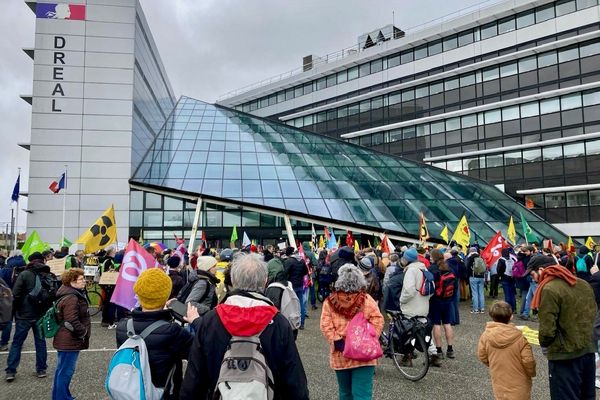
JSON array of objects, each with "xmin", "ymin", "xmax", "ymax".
[{"xmin": 216, "ymin": 296, "xmax": 278, "ymax": 336}]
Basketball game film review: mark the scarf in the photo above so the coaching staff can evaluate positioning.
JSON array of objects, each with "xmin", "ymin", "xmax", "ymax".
[
  {"xmin": 531, "ymin": 265, "xmax": 577, "ymax": 311},
  {"xmin": 327, "ymin": 291, "xmax": 366, "ymax": 319}
]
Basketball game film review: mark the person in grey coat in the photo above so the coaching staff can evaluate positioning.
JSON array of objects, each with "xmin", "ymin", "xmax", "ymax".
[{"xmin": 178, "ymin": 256, "xmax": 219, "ymax": 316}]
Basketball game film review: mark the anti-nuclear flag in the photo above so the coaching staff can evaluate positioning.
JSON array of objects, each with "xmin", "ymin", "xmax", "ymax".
[
  {"xmin": 76, "ymin": 205, "xmax": 116, "ymax": 253},
  {"xmin": 481, "ymin": 231, "xmax": 510, "ymax": 267},
  {"xmin": 585, "ymin": 236, "xmax": 595, "ymax": 249},
  {"xmin": 419, "ymin": 212, "xmax": 429, "ymax": 243},
  {"xmin": 21, "ymin": 230, "xmax": 50, "ymax": 261},
  {"xmin": 507, "ymin": 216, "xmax": 517, "ymax": 245},
  {"xmin": 111, "ymin": 239, "xmax": 161, "ymax": 310},
  {"xmin": 451, "ymin": 215, "xmax": 471, "ymax": 250},
  {"xmin": 519, "ymin": 212, "xmax": 539, "ymax": 244},
  {"xmin": 440, "ymin": 225, "xmax": 449, "ymax": 244}
]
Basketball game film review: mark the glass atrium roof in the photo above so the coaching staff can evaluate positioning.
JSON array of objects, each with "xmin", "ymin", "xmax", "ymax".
[{"xmin": 131, "ymin": 96, "xmax": 566, "ymax": 244}]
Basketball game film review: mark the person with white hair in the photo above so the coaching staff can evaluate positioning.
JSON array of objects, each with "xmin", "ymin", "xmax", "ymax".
[{"xmin": 180, "ymin": 253, "xmax": 309, "ymax": 399}]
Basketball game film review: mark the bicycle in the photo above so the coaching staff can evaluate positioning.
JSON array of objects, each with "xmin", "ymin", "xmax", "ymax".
[
  {"xmin": 84, "ymin": 279, "xmax": 104, "ymax": 317},
  {"xmin": 379, "ymin": 310, "xmax": 432, "ymax": 381}
]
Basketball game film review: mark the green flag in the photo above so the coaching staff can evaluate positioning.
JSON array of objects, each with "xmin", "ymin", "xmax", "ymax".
[
  {"xmin": 61, "ymin": 237, "xmax": 73, "ymax": 247},
  {"xmin": 519, "ymin": 212, "xmax": 539, "ymax": 244},
  {"xmin": 21, "ymin": 230, "xmax": 49, "ymax": 261},
  {"xmin": 230, "ymin": 225, "xmax": 238, "ymax": 245}
]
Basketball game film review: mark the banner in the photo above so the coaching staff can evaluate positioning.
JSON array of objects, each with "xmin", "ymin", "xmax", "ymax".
[
  {"xmin": 110, "ymin": 239, "xmax": 160, "ymax": 310},
  {"xmin": 99, "ymin": 271, "xmax": 119, "ymax": 285},
  {"xmin": 47, "ymin": 257, "xmax": 66, "ymax": 276},
  {"xmin": 481, "ymin": 231, "xmax": 510, "ymax": 267}
]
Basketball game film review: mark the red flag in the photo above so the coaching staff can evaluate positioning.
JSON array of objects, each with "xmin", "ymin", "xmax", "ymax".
[
  {"xmin": 346, "ymin": 230, "xmax": 354, "ymax": 247},
  {"xmin": 481, "ymin": 231, "xmax": 510, "ymax": 267},
  {"xmin": 381, "ymin": 234, "xmax": 390, "ymax": 254},
  {"xmin": 324, "ymin": 227, "xmax": 331, "ymax": 241}
]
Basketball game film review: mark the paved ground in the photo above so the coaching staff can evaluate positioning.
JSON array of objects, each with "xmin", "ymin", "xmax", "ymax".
[{"xmin": 0, "ymin": 300, "xmax": 553, "ymax": 399}]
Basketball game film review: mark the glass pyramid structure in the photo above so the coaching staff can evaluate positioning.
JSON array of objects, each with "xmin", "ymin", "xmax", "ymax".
[{"xmin": 131, "ymin": 96, "xmax": 566, "ymax": 244}]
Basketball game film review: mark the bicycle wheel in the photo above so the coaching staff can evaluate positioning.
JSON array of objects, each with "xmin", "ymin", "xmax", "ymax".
[
  {"xmin": 391, "ymin": 331, "xmax": 430, "ymax": 381},
  {"xmin": 86, "ymin": 289, "xmax": 104, "ymax": 317}
]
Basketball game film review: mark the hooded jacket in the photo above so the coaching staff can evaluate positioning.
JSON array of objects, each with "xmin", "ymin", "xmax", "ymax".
[
  {"xmin": 179, "ymin": 291, "xmax": 309, "ymax": 400},
  {"xmin": 575, "ymin": 246, "xmax": 594, "ymax": 281},
  {"xmin": 0, "ymin": 255, "xmax": 26, "ymax": 288},
  {"xmin": 283, "ymin": 255, "xmax": 308, "ymax": 291},
  {"xmin": 400, "ymin": 261, "xmax": 430, "ymax": 318},
  {"xmin": 12, "ymin": 262, "xmax": 52, "ymax": 320},
  {"xmin": 181, "ymin": 269, "xmax": 219, "ymax": 315},
  {"xmin": 53, "ymin": 284, "xmax": 91, "ymax": 351},
  {"xmin": 478, "ymin": 322, "xmax": 536, "ymax": 400}
]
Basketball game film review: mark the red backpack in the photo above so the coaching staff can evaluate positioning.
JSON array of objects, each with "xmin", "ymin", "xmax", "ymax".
[{"xmin": 435, "ymin": 271, "xmax": 456, "ymax": 300}]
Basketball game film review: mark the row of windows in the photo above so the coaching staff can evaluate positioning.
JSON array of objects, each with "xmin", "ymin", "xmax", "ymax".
[
  {"xmin": 526, "ymin": 190, "xmax": 600, "ymax": 209},
  {"xmin": 345, "ymin": 88, "xmax": 600, "ymax": 146},
  {"xmin": 287, "ymin": 39, "xmax": 600, "ymax": 129},
  {"xmin": 235, "ymin": 0, "xmax": 599, "ymax": 112}
]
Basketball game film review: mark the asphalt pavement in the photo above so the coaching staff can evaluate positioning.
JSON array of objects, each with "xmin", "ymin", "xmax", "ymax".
[{"xmin": 0, "ymin": 300, "xmax": 553, "ymax": 399}]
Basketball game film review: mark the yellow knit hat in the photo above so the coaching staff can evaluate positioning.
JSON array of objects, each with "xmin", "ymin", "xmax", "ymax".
[{"xmin": 133, "ymin": 268, "xmax": 172, "ymax": 310}]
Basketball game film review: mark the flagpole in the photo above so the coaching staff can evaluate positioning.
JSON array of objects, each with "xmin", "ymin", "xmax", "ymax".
[
  {"xmin": 14, "ymin": 168, "xmax": 20, "ymax": 251},
  {"xmin": 61, "ymin": 165, "xmax": 67, "ymax": 247}
]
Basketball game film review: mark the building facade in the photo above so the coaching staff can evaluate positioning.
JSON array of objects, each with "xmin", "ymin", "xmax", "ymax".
[{"xmin": 219, "ymin": 0, "xmax": 600, "ymax": 238}]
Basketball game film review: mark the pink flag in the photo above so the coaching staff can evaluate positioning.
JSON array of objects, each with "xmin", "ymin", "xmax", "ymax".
[
  {"xmin": 111, "ymin": 239, "xmax": 161, "ymax": 310},
  {"xmin": 172, "ymin": 242, "xmax": 187, "ymax": 266}
]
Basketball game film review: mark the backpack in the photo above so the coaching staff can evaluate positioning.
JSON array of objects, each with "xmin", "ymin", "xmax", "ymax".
[
  {"xmin": 28, "ymin": 271, "xmax": 60, "ymax": 312},
  {"xmin": 576, "ymin": 253, "xmax": 592, "ymax": 273},
  {"xmin": 512, "ymin": 260, "xmax": 526, "ymax": 278},
  {"xmin": 265, "ymin": 281, "xmax": 301, "ymax": 330},
  {"xmin": 177, "ymin": 276, "xmax": 210, "ymax": 303},
  {"xmin": 106, "ymin": 319, "xmax": 176, "ymax": 400},
  {"xmin": 435, "ymin": 271, "xmax": 456, "ymax": 300},
  {"xmin": 36, "ymin": 294, "xmax": 73, "ymax": 338},
  {"xmin": 0, "ymin": 278, "xmax": 13, "ymax": 328},
  {"xmin": 473, "ymin": 257, "xmax": 486, "ymax": 276},
  {"xmin": 213, "ymin": 326, "xmax": 275, "ymax": 400},
  {"xmin": 418, "ymin": 269, "xmax": 435, "ymax": 296},
  {"xmin": 343, "ymin": 311, "xmax": 383, "ymax": 361}
]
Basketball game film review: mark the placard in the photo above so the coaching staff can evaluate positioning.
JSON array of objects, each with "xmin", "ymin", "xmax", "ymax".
[
  {"xmin": 47, "ymin": 257, "xmax": 66, "ymax": 276},
  {"xmin": 84, "ymin": 265, "xmax": 99, "ymax": 277},
  {"xmin": 98, "ymin": 271, "xmax": 119, "ymax": 285},
  {"xmin": 516, "ymin": 325, "xmax": 539, "ymax": 345}
]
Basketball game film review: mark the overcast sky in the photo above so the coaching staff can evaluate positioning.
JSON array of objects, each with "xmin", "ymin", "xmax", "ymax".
[{"xmin": 0, "ymin": 0, "xmax": 484, "ymax": 236}]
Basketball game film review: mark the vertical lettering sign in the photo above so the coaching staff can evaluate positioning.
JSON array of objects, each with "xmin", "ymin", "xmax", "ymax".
[{"xmin": 36, "ymin": 3, "xmax": 86, "ymax": 113}]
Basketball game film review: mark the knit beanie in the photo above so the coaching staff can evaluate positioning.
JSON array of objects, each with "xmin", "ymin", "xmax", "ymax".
[
  {"xmin": 402, "ymin": 248, "xmax": 418, "ymax": 263},
  {"xmin": 134, "ymin": 268, "xmax": 172, "ymax": 310},
  {"xmin": 196, "ymin": 256, "xmax": 217, "ymax": 272},
  {"xmin": 167, "ymin": 255, "xmax": 181, "ymax": 269}
]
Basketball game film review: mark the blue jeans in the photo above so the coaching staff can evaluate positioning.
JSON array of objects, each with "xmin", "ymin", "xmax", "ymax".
[
  {"xmin": 335, "ymin": 366, "xmax": 375, "ymax": 400},
  {"xmin": 6, "ymin": 319, "xmax": 47, "ymax": 374},
  {"xmin": 501, "ymin": 279, "xmax": 517, "ymax": 312},
  {"xmin": 469, "ymin": 277, "xmax": 485, "ymax": 311},
  {"xmin": 522, "ymin": 281, "xmax": 538, "ymax": 318},
  {"xmin": 452, "ymin": 279, "xmax": 460, "ymax": 325},
  {"xmin": 1, "ymin": 318, "xmax": 12, "ymax": 346},
  {"xmin": 294, "ymin": 288, "xmax": 306, "ymax": 327},
  {"xmin": 52, "ymin": 351, "xmax": 79, "ymax": 400}
]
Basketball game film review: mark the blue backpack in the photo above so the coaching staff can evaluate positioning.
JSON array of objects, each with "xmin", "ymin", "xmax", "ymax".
[
  {"xmin": 418, "ymin": 269, "xmax": 435, "ymax": 296},
  {"xmin": 105, "ymin": 319, "xmax": 175, "ymax": 400},
  {"xmin": 576, "ymin": 253, "xmax": 592, "ymax": 273}
]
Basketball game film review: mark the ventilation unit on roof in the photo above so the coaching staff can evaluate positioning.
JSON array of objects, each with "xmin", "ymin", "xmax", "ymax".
[
  {"xmin": 358, "ymin": 24, "xmax": 405, "ymax": 50},
  {"xmin": 302, "ymin": 54, "xmax": 323, "ymax": 72}
]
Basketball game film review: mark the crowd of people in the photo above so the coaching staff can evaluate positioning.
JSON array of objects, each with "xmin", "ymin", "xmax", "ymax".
[{"xmin": 0, "ymin": 237, "xmax": 598, "ymax": 399}]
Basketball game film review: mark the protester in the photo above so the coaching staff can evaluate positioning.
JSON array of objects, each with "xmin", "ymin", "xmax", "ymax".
[
  {"xmin": 357, "ymin": 256, "xmax": 381, "ymax": 302},
  {"xmin": 590, "ymin": 264, "xmax": 600, "ymax": 389},
  {"xmin": 320, "ymin": 264, "xmax": 384, "ymax": 400},
  {"xmin": 498, "ymin": 248, "xmax": 517, "ymax": 312},
  {"xmin": 99, "ymin": 248, "xmax": 122, "ymax": 329},
  {"xmin": 528, "ymin": 255, "xmax": 597, "ymax": 399},
  {"xmin": 446, "ymin": 249, "xmax": 463, "ymax": 325},
  {"xmin": 5, "ymin": 252, "xmax": 52, "ymax": 381},
  {"xmin": 575, "ymin": 245, "xmax": 594, "ymax": 282},
  {"xmin": 52, "ymin": 268, "xmax": 90, "ymax": 400},
  {"xmin": 488, "ymin": 258, "xmax": 499, "ymax": 299},
  {"xmin": 478, "ymin": 301, "xmax": 536, "ymax": 400},
  {"xmin": 283, "ymin": 247, "xmax": 308, "ymax": 329},
  {"xmin": 0, "ymin": 250, "xmax": 26, "ymax": 351},
  {"xmin": 178, "ymin": 256, "xmax": 219, "ymax": 315},
  {"xmin": 180, "ymin": 253, "xmax": 309, "ymax": 399},
  {"xmin": 516, "ymin": 246, "xmax": 532, "ymax": 316},
  {"xmin": 215, "ymin": 249, "xmax": 233, "ymax": 301},
  {"xmin": 302, "ymin": 242, "xmax": 318, "ymax": 311},
  {"xmin": 115, "ymin": 268, "xmax": 200, "ymax": 399},
  {"xmin": 382, "ymin": 258, "xmax": 404, "ymax": 312},
  {"xmin": 166, "ymin": 255, "xmax": 184, "ymax": 298},
  {"xmin": 466, "ymin": 247, "xmax": 486, "ymax": 314},
  {"xmin": 429, "ymin": 249, "xmax": 457, "ymax": 360}
]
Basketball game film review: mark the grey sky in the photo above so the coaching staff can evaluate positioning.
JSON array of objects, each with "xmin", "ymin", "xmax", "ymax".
[{"xmin": 0, "ymin": 0, "xmax": 484, "ymax": 237}]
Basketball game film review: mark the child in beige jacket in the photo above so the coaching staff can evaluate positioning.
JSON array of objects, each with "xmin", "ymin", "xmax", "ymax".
[{"xmin": 478, "ymin": 301, "xmax": 536, "ymax": 400}]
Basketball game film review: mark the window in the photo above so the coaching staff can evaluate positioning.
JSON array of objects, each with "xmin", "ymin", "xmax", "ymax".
[
  {"xmin": 387, "ymin": 54, "xmax": 400, "ymax": 68},
  {"xmin": 583, "ymin": 90, "xmax": 600, "ymax": 106},
  {"xmin": 538, "ymin": 51, "xmax": 558, "ymax": 67},
  {"xmin": 559, "ymin": 47, "xmax": 579, "ymax": 63},
  {"xmin": 460, "ymin": 73, "xmax": 476, "ymax": 87},
  {"xmin": 316, "ymin": 78, "xmax": 326, "ymax": 91},
  {"xmin": 567, "ymin": 191, "xmax": 588, "ymax": 207},
  {"xmin": 543, "ymin": 145, "xmax": 563, "ymax": 160},
  {"xmin": 590, "ymin": 190, "xmax": 600, "ymax": 206},
  {"xmin": 484, "ymin": 109, "xmax": 501, "ymax": 124},
  {"xmin": 415, "ymin": 85, "xmax": 429, "ymax": 98},
  {"xmin": 428, "ymin": 40, "xmax": 442, "ymax": 56},
  {"xmin": 502, "ymin": 105, "xmax": 520, "ymax": 120},
  {"xmin": 545, "ymin": 193, "xmax": 566, "ymax": 208},
  {"xmin": 446, "ymin": 117, "xmax": 460, "ymax": 131},
  {"xmin": 359, "ymin": 63, "xmax": 370, "ymax": 77},
  {"xmin": 443, "ymin": 35, "xmax": 458, "ymax": 51},
  {"xmin": 461, "ymin": 114, "xmax": 477, "ymax": 128},
  {"xmin": 430, "ymin": 82, "xmax": 444, "ymax": 95},
  {"xmin": 416, "ymin": 124, "xmax": 430, "ymax": 136},
  {"xmin": 337, "ymin": 70, "xmax": 347, "ymax": 84},
  {"xmin": 500, "ymin": 62, "xmax": 518, "ymax": 77},
  {"xmin": 521, "ymin": 102, "xmax": 540, "ymax": 117},
  {"xmin": 498, "ymin": 17, "xmax": 516, "ymax": 34},
  {"xmin": 388, "ymin": 91, "xmax": 401, "ymax": 105},
  {"xmin": 480, "ymin": 22, "xmax": 497, "ymax": 40},
  {"xmin": 444, "ymin": 78, "xmax": 459, "ymax": 91},
  {"xmin": 561, "ymin": 93, "xmax": 582, "ymax": 110},
  {"xmin": 564, "ymin": 142, "xmax": 585, "ymax": 157},
  {"xmin": 536, "ymin": 4, "xmax": 556, "ymax": 22},
  {"xmin": 400, "ymin": 49, "xmax": 414, "ymax": 64},
  {"xmin": 348, "ymin": 66, "xmax": 359, "ymax": 80},
  {"xmin": 414, "ymin": 45, "xmax": 428, "ymax": 60},
  {"xmin": 540, "ymin": 98, "xmax": 560, "ymax": 114},
  {"xmin": 577, "ymin": 0, "xmax": 598, "ymax": 10},
  {"xmin": 458, "ymin": 29, "xmax": 474, "ymax": 46},
  {"xmin": 370, "ymin": 58, "xmax": 383, "ymax": 73},
  {"xmin": 556, "ymin": 0, "xmax": 577, "ymax": 16},
  {"xmin": 402, "ymin": 126, "xmax": 416, "ymax": 139},
  {"xmin": 518, "ymin": 56, "xmax": 537, "ymax": 72},
  {"xmin": 303, "ymin": 82, "xmax": 313, "ymax": 95},
  {"xmin": 516, "ymin": 10, "xmax": 535, "ymax": 29},
  {"xmin": 523, "ymin": 148, "xmax": 541, "ymax": 163},
  {"xmin": 482, "ymin": 66, "xmax": 499, "ymax": 81},
  {"xmin": 431, "ymin": 121, "xmax": 445, "ymax": 134}
]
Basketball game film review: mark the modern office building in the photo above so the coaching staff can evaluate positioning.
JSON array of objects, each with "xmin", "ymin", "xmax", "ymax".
[
  {"xmin": 20, "ymin": 0, "xmax": 571, "ymax": 248},
  {"xmin": 219, "ymin": 0, "xmax": 600, "ymax": 238}
]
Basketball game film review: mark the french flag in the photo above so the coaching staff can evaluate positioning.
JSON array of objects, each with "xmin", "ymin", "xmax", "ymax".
[
  {"xmin": 49, "ymin": 173, "xmax": 66, "ymax": 193},
  {"xmin": 36, "ymin": 3, "xmax": 86, "ymax": 20}
]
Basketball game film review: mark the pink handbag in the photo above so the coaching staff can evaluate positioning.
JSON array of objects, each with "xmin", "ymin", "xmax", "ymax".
[{"xmin": 343, "ymin": 311, "xmax": 383, "ymax": 361}]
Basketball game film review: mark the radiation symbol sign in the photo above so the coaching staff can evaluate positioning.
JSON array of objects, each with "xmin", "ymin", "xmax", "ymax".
[{"xmin": 90, "ymin": 215, "xmax": 114, "ymax": 247}]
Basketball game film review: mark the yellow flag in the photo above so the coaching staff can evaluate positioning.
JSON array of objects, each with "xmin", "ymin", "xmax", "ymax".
[
  {"xmin": 318, "ymin": 235, "xmax": 324, "ymax": 249},
  {"xmin": 419, "ymin": 212, "xmax": 429, "ymax": 243},
  {"xmin": 440, "ymin": 225, "xmax": 449, "ymax": 244},
  {"xmin": 585, "ymin": 236, "xmax": 595, "ymax": 249},
  {"xmin": 354, "ymin": 240, "xmax": 360, "ymax": 253},
  {"xmin": 76, "ymin": 204, "xmax": 117, "ymax": 253},
  {"xmin": 450, "ymin": 215, "xmax": 471, "ymax": 250},
  {"xmin": 507, "ymin": 216, "xmax": 516, "ymax": 245},
  {"xmin": 566, "ymin": 236, "xmax": 575, "ymax": 253}
]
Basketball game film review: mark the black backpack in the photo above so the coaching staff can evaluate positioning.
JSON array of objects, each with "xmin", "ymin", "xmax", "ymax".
[
  {"xmin": 28, "ymin": 271, "xmax": 60, "ymax": 312},
  {"xmin": 177, "ymin": 276, "xmax": 216, "ymax": 308}
]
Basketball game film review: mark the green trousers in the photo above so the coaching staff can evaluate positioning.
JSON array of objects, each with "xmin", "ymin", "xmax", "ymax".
[{"xmin": 335, "ymin": 366, "xmax": 375, "ymax": 400}]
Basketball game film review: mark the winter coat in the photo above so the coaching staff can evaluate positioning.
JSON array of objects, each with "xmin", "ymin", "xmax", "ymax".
[
  {"xmin": 168, "ymin": 270, "xmax": 185, "ymax": 299},
  {"xmin": 182, "ymin": 270, "xmax": 218, "ymax": 315},
  {"xmin": 538, "ymin": 277, "xmax": 597, "ymax": 360},
  {"xmin": 400, "ymin": 261, "xmax": 430, "ymax": 318},
  {"xmin": 267, "ymin": 257, "xmax": 286, "ymax": 285},
  {"xmin": 116, "ymin": 309, "xmax": 200, "ymax": 399},
  {"xmin": 53, "ymin": 285, "xmax": 91, "ymax": 351},
  {"xmin": 0, "ymin": 255, "xmax": 26, "ymax": 288},
  {"xmin": 575, "ymin": 247, "xmax": 594, "ymax": 281},
  {"xmin": 12, "ymin": 262, "xmax": 51, "ymax": 320},
  {"xmin": 478, "ymin": 322, "xmax": 536, "ymax": 400},
  {"xmin": 179, "ymin": 291, "xmax": 309, "ymax": 400},
  {"xmin": 383, "ymin": 269, "xmax": 404, "ymax": 312},
  {"xmin": 590, "ymin": 271, "xmax": 600, "ymax": 341},
  {"xmin": 382, "ymin": 262, "xmax": 399, "ymax": 290},
  {"xmin": 283, "ymin": 255, "xmax": 308, "ymax": 291}
]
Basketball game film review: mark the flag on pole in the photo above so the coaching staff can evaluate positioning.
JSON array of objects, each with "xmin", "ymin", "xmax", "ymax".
[
  {"xmin": 61, "ymin": 237, "xmax": 73, "ymax": 247},
  {"xmin": 173, "ymin": 234, "xmax": 185, "ymax": 245},
  {"xmin": 419, "ymin": 212, "xmax": 429, "ymax": 243},
  {"xmin": 171, "ymin": 242, "xmax": 187, "ymax": 267},
  {"xmin": 76, "ymin": 205, "xmax": 117, "ymax": 253},
  {"xmin": 327, "ymin": 229, "xmax": 337, "ymax": 249},
  {"xmin": 346, "ymin": 230, "xmax": 354, "ymax": 247},
  {"xmin": 450, "ymin": 215, "xmax": 471, "ymax": 250},
  {"xmin": 21, "ymin": 230, "xmax": 49, "ymax": 261},
  {"xmin": 481, "ymin": 231, "xmax": 510, "ymax": 266},
  {"xmin": 111, "ymin": 239, "xmax": 161, "ymax": 310},
  {"xmin": 11, "ymin": 174, "xmax": 20, "ymax": 202},
  {"xmin": 354, "ymin": 240, "xmax": 360, "ymax": 253},
  {"xmin": 242, "ymin": 231, "xmax": 251, "ymax": 247},
  {"xmin": 440, "ymin": 225, "xmax": 449, "ymax": 244},
  {"xmin": 49, "ymin": 172, "xmax": 66, "ymax": 193},
  {"xmin": 318, "ymin": 235, "xmax": 325, "ymax": 249},
  {"xmin": 507, "ymin": 216, "xmax": 516, "ymax": 245},
  {"xmin": 542, "ymin": 239, "xmax": 554, "ymax": 250},
  {"xmin": 585, "ymin": 236, "xmax": 595, "ymax": 249},
  {"xmin": 230, "ymin": 225, "xmax": 238, "ymax": 246},
  {"xmin": 566, "ymin": 236, "xmax": 575, "ymax": 253},
  {"xmin": 311, "ymin": 224, "xmax": 317, "ymax": 250},
  {"xmin": 324, "ymin": 227, "xmax": 331, "ymax": 241},
  {"xmin": 381, "ymin": 234, "xmax": 391, "ymax": 254},
  {"xmin": 519, "ymin": 212, "xmax": 539, "ymax": 244}
]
